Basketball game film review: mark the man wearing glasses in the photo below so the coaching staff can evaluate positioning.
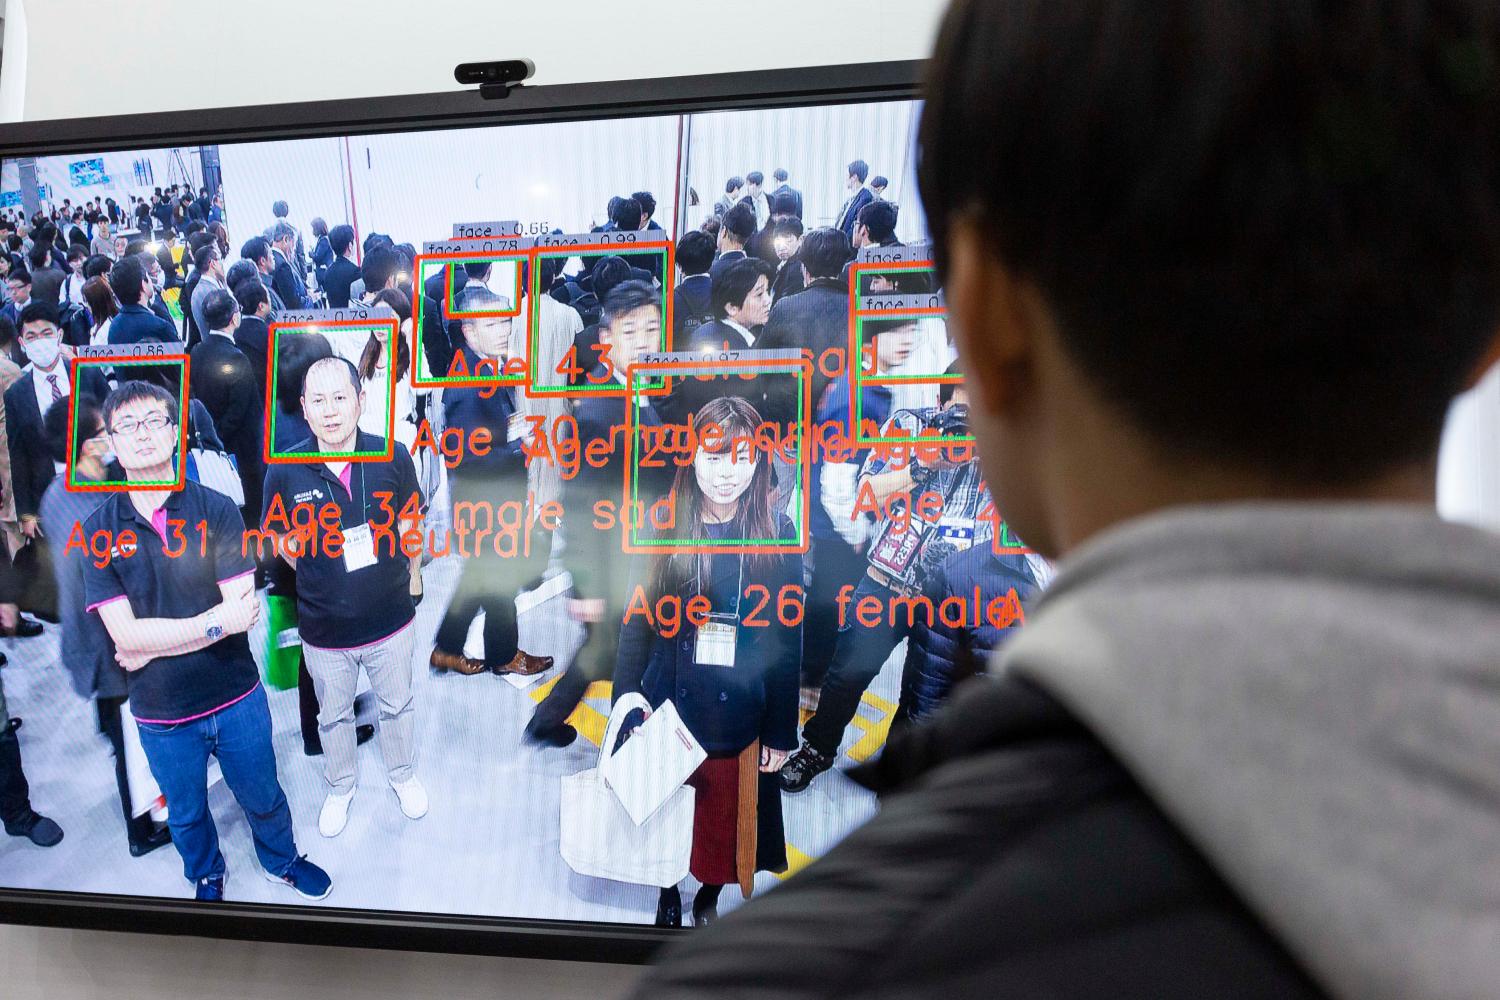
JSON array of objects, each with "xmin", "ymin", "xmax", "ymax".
[{"xmin": 82, "ymin": 380, "xmax": 331, "ymax": 903}]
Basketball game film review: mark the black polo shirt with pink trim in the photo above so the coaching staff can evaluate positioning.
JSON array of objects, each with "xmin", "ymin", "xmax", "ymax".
[{"xmin": 82, "ymin": 480, "xmax": 260, "ymax": 724}]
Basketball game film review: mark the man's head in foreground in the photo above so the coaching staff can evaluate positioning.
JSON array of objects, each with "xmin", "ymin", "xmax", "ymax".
[{"xmin": 920, "ymin": 0, "xmax": 1500, "ymax": 560}]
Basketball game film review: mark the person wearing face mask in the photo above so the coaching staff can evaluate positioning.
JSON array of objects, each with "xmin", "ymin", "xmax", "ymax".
[
  {"xmin": 260, "ymin": 357, "xmax": 427, "ymax": 838},
  {"xmin": 39, "ymin": 396, "xmax": 171, "ymax": 857},
  {"xmin": 429, "ymin": 283, "xmax": 555, "ymax": 678},
  {"xmin": 613, "ymin": 395, "xmax": 801, "ymax": 928},
  {"xmin": 5, "ymin": 302, "xmax": 110, "ymax": 546}
]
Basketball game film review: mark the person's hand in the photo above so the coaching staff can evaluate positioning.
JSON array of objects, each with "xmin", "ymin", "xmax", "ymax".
[
  {"xmin": 760, "ymin": 746, "xmax": 789, "ymax": 773},
  {"xmin": 568, "ymin": 598, "xmax": 606, "ymax": 623},
  {"xmin": 20, "ymin": 518, "xmax": 40, "ymax": 540},
  {"xmin": 59, "ymin": 343, "xmax": 76, "ymax": 363},
  {"xmin": 115, "ymin": 648, "xmax": 152, "ymax": 672},
  {"xmin": 216, "ymin": 593, "xmax": 260, "ymax": 635},
  {"xmin": 0, "ymin": 603, "xmax": 17, "ymax": 631}
]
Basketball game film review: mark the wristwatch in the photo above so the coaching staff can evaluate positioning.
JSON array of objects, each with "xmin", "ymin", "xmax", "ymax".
[{"xmin": 204, "ymin": 609, "xmax": 224, "ymax": 642}]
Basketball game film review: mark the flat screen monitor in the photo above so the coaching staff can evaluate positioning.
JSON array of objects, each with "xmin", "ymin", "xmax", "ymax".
[{"xmin": 0, "ymin": 61, "xmax": 1052, "ymax": 961}]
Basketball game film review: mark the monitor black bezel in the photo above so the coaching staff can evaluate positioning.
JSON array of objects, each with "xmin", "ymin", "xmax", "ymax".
[{"xmin": 0, "ymin": 59, "xmax": 924, "ymax": 965}]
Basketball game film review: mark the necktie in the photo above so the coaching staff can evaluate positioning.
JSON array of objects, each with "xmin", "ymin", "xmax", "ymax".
[{"xmin": 47, "ymin": 375, "xmax": 61, "ymax": 404}]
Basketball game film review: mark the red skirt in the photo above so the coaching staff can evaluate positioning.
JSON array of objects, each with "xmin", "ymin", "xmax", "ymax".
[{"xmin": 685, "ymin": 755, "xmax": 741, "ymax": 886}]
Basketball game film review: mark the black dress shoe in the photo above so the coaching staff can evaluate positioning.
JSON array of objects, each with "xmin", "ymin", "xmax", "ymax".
[
  {"xmin": 2, "ymin": 617, "xmax": 44, "ymax": 638},
  {"xmin": 129, "ymin": 824, "xmax": 173, "ymax": 857},
  {"xmin": 655, "ymin": 886, "xmax": 682, "ymax": 928},
  {"xmin": 524, "ymin": 723, "xmax": 579, "ymax": 749},
  {"xmin": 6, "ymin": 813, "xmax": 64, "ymax": 848},
  {"xmin": 0, "ymin": 652, "xmax": 7, "ymax": 667},
  {"xmin": 303, "ymin": 723, "xmax": 376, "ymax": 756}
]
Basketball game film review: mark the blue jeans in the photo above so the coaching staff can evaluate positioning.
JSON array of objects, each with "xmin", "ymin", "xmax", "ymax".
[{"xmin": 135, "ymin": 684, "xmax": 298, "ymax": 884}]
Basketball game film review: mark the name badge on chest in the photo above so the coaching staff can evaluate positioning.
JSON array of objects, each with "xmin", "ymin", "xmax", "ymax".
[
  {"xmin": 937, "ymin": 515, "xmax": 976, "ymax": 551},
  {"xmin": 694, "ymin": 615, "xmax": 738, "ymax": 668},
  {"xmin": 341, "ymin": 522, "xmax": 378, "ymax": 572}
]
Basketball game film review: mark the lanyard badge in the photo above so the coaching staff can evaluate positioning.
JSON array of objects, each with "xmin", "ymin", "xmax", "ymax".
[{"xmin": 691, "ymin": 555, "xmax": 745, "ymax": 668}]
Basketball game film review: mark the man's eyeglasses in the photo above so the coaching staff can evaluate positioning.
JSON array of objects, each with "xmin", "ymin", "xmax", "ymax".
[{"xmin": 110, "ymin": 413, "xmax": 174, "ymax": 435}]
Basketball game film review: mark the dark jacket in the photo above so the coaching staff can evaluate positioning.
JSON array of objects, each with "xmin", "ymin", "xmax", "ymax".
[
  {"xmin": 835, "ymin": 186, "xmax": 874, "ymax": 241},
  {"xmin": 188, "ymin": 333, "xmax": 264, "ymax": 521},
  {"xmin": 233, "ymin": 315, "xmax": 271, "ymax": 402},
  {"xmin": 671, "ymin": 274, "xmax": 713, "ymax": 340},
  {"xmin": 708, "ymin": 248, "xmax": 747, "ymax": 287},
  {"xmin": 4, "ymin": 366, "xmax": 110, "ymax": 518},
  {"xmin": 660, "ymin": 320, "xmax": 770, "ymax": 423},
  {"xmin": 441, "ymin": 345, "xmax": 528, "ymax": 491},
  {"xmin": 271, "ymin": 250, "xmax": 311, "ymax": 310},
  {"xmin": 629, "ymin": 673, "xmax": 1325, "ymax": 1000},
  {"xmin": 108, "ymin": 302, "xmax": 177, "ymax": 346},
  {"xmin": 322, "ymin": 256, "xmax": 358, "ymax": 309},
  {"xmin": 310, "ymin": 234, "xmax": 334, "ymax": 288},
  {"xmin": 756, "ymin": 276, "xmax": 848, "ymax": 424},
  {"xmin": 900, "ymin": 547, "xmax": 1041, "ymax": 724},
  {"xmin": 771, "ymin": 182, "xmax": 803, "ymax": 220}
]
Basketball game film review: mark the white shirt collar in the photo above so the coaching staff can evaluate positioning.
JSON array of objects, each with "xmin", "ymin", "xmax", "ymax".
[{"xmin": 723, "ymin": 318, "xmax": 756, "ymax": 346}]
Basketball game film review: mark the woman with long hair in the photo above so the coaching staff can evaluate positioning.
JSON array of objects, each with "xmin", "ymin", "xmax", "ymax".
[
  {"xmin": 613, "ymin": 395, "xmax": 802, "ymax": 928},
  {"xmin": 357, "ymin": 287, "xmax": 418, "ymax": 448},
  {"xmin": 82, "ymin": 276, "xmax": 119, "ymax": 347},
  {"xmin": 209, "ymin": 221, "xmax": 230, "ymax": 260}
]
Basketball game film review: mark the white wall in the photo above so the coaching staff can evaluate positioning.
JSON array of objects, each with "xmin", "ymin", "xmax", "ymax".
[
  {"xmin": 0, "ymin": 2, "xmax": 950, "ymax": 998},
  {"xmin": 4, "ymin": 0, "xmax": 944, "ymax": 123}
]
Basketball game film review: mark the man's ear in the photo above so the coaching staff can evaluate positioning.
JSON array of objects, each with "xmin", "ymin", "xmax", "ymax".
[{"xmin": 946, "ymin": 218, "xmax": 1038, "ymax": 421}]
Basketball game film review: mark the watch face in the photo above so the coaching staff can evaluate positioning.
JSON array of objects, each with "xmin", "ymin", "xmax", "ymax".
[{"xmin": 206, "ymin": 625, "xmax": 224, "ymax": 641}]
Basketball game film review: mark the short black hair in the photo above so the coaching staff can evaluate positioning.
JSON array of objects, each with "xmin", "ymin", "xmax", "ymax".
[
  {"xmin": 632, "ymin": 191, "xmax": 657, "ymax": 218},
  {"xmin": 47, "ymin": 392, "xmax": 101, "ymax": 466},
  {"xmin": 611, "ymin": 197, "xmax": 644, "ymax": 231},
  {"xmin": 798, "ymin": 227, "xmax": 852, "ymax": 280},
  {"xmin": 601, "ymin": 280, "xmax": 661, "ymax": 330},
  {"xmin": 329, "ymin": 224, "xmax": 356, "ymax": 256},
  {"xmin": 18, "ymin": 301, "xmax": 60, "ymax": 330},
  {"xmin": 746, "ymin": 171, "xmax": 764, "ymax": 187},
  {"xmin": 462, "ymin": 260, "xmax": 492, "ymax": 280},
  {"xmin": 109, "ymin": 255, "xmax": 148, "ymax": 305},
  {"xmin": 919, "ymin": 0, "xmax": 1500, "ymax": 483},
  {"xmin": 235, "ymin": 277, "xmax": 269, "ymax": 315},
  {"xmin": 361, "ymin": 246, "xmax": 399, "ymax": 294},
  {"xmin": 6, "ymin": 267, "xmax": 29, "ymax": 286},
  {"xmin": 240, "ymin": 236, "xmax": 271, "ymax": 264},
  {"xmin": 721, "ymin": 203, "xmax": 757, "ymax": 244},
  {"xmin": 276, "ymin": 332, "xmax": 334, "ymax": 414},
  {"xmin": 83, "ymin": 255, "xmax": 113, "ymax": 280},
  {"xmin": 675, "ymin": 231, "xmax": 715, "ymax": 275},
  {"xmin": 857, "ymin": 200, "xmax": 899, "ymax": 243},
  {"xmin": 847, "ymin": 159, "xmax": 869, "ymax": 183},
  {"xmin": 590, "ymin": 256, "xmax": 635, "ymax": 304},
  {"xmin": 272, "ymin": 200, "xmax": 290, "ymax": 218},
  {"xmin": 774, "ymin": 217, "xmax": 806, "ymax": 240},
  {"xmin": 225, "ymin": 259, "xmax": 260, "ymax": 294},
  {"xmin": 711, "ymin": 258, "xmax": 775, "ymax": 318},
  {"xmin": 725, "ymin": 176, "xmax": 744, "ymax": 194},
  {"xmin": 939, "ymin": 360, "xmax": 965, "ymax": 405},
  {"xmin": 67, "ymin": 244, "xmax": 88, "ymax": 263},
  {"xmin": 202, "ymin": 288, "xmax": 238, "ymax": 332},
  {"xmin": 770, "ymin": 192, "xmax": 800, "ymax": 217},
  {"xmin": 102, "ymin": 380, "xmax": 178, "ymax": 433},
  {"xmin": 773, "ymin": 168, "xmax": 789, "ymax": 183},
  {"xmin": 871, "ymin": 175, "xmax": 889, "ymax": 190},
  {"xmin": 193, "ymin": 244, "xmax": 220, "ymax": 274}
]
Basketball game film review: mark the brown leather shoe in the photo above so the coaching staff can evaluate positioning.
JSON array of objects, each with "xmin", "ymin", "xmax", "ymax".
[
  {"xmin": 495, "ymin": 650, "xmax": 554, "ymax": 676},
  {"xmin": 430, "ymin": 649, "xmax": 489, "ymax": 676}
]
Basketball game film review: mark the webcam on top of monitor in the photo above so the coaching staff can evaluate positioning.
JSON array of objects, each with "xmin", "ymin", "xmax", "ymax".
[{"xmin": 455, "ymin": 60, "xmax": 536, "ymax": 100}]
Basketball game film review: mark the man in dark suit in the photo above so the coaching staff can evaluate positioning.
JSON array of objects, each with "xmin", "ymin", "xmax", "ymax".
[
  {"xmin": 749, "ymin": 191, "xmax": 805, "ymax": 265},
  {"xmin": 189, "ymin": 289, "xmax": 264, "ymax": 524},
  {"xmin": 525, "ymin": 281, "xmax": 674, "ymax": 748},
  {"xmin": 107, "ymin": 254, "xmax": 177, "ymax": 348},
  {"xmin": 834, "ymin": 159, "xmax": 875, "ymax": 242},
  {"xmin": 6, "ymin": 302, "xmax": 110, "ymax": 539},
  {"xmin": 669, "ymin": 257, "xmax": 776, "ymax": 424},
  {"xmin": 708, "ymin": 203, "xmax": 757, "ymax": 286},
  {"xmin": 270, "ymin": 223, "xmax": 313, "ymax": 310},
  {"xmin": 321, "ymin": 225, "xmax": 360, "ymax": 309},
  {"xmin": 632, "ymin": 191, "xmax": 666, "ymax": 233},
  {"xmin": 771, "ymin": 168, "xmax": 804, "ymax": 221},
  {"xmin": 757, "ymin": 227, "xmax": 854, "ymax": 424},
  {"xmin": 671, "ymin": 231, "xmax": 716, "ymax": 339},
  {"xmin": 233, "ymin": 279, "xmax": 273, "ymax": 402},
  {"xmin": 241, "ymin": 237, "xmax": 287, "ymax": 314}
]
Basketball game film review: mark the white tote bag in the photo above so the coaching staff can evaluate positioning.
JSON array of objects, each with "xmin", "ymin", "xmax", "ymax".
[
  {"xmin": 187, "ymin": 448, "xmax": 246, "ymax": 506},
  {"xmin": 601, "ymin": 697, "xmax": 706, "ymax": 826},
  {"xmin": 560, "ymin": 693, "xmax": 695, "ymax": 888}
]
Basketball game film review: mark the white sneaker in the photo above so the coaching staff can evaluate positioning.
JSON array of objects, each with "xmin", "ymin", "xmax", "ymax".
[
  {"xmin": 318, "ymin": 789, "xmax": 355, "ymax": 838},
  {"xmin": 390, "ymin": 776, "xmax": 428, "ymax": 820}
]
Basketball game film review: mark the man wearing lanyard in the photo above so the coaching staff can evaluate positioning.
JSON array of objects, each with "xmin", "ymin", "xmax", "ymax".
[
  {"xmin": 83, "ymin": 380, "xmax": 330, "ymax": 902},
  {"xmin": 781, "ymin": 375, "xmax": 992, "ymax": 793},
  {"xmin": 262, "ymin": 356, "xmax": 428, "ymax": 838}
]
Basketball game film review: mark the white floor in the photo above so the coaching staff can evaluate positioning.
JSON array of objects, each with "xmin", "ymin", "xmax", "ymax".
[{"xmin": 0, "ymin": 554, "xmax": 899, "ymax": 926}]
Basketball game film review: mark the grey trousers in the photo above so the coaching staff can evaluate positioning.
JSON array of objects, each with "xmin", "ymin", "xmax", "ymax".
[{"xmin": 302, "ymin": 623, "xmax": 417, "ymax": 795}]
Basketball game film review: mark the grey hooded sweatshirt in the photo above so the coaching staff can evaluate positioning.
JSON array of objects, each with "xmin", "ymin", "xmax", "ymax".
[{"xmin": 632, "ymin": 501, "xmax": 1500, "ymax": 1000}]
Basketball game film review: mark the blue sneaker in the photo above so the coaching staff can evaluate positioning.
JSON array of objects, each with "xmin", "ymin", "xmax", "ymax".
[
  {"xmin": 195, "ymin": 874, "xmax": 226, "ymax": 901},
  {"xmin": 263, "ymin": 856, "xmax": 331, "ymax": 900}
]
